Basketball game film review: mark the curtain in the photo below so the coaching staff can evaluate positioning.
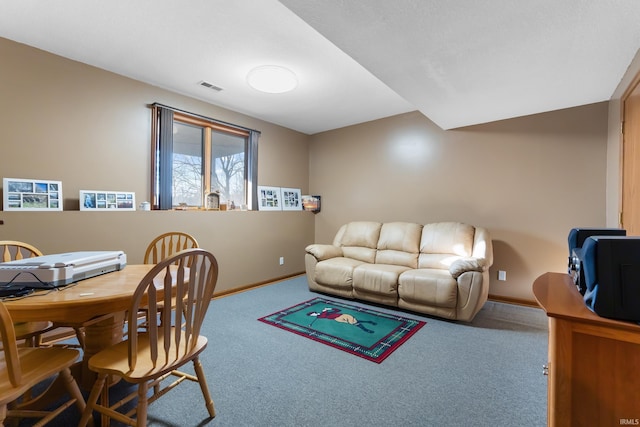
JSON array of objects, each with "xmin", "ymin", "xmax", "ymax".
[
  {"xmin": 247, "ymin": 130, "xmax": 259, "ymax": 210},
  {"xmin": 157, "ymin": 107, "xmax": 174, "ymax": 210}
]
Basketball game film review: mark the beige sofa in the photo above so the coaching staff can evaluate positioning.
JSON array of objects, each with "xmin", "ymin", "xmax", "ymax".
[{"xmin": 305, "ymin": 221, "xmax": 493, "ymax": 321}]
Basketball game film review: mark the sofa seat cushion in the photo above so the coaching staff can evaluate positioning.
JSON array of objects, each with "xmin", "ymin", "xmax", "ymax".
[
  {"xmin": 316, "ymin": 257, "xmax": 366, "ymax": 289},
  {"xmin": 352, "ymin": 264, "xmax": 411, "ymax": 296},
  {"xmin": 398, "ymin": 268, "xmax": 457, "ymax": 308}
]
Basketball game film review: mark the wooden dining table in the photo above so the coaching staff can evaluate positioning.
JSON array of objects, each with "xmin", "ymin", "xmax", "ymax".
[{"xmin": 4, "ymin": 264, "xmax": 167, "ymax": 389}]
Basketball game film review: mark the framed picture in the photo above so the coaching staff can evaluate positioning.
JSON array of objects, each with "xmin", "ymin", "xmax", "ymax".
[
  {"xmin": 205, "ymin": 192, "xmax": 220, "ymax": 210},
  {"xmin": 257, "ymin": 186, "xmax": 282, "ymax": 211},
  {"xmin": 302, "ymin": 195, "xmax": 321, "ymax": 213},
  {"xmin": 80, "ymin": 190, "xmax": 135, "ymax": 211},
  {"xmin": 281, "ymin": 187, "xmax": 302, "ymax": 211},
  {"xmin": 3, "ymin": 177, "xmax": 63, "ymax": 211}
]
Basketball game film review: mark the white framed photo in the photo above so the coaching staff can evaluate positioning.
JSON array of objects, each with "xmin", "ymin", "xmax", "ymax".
[
  {"xmin": 257, "ymin": 186, "xmax": 282, "ymax": 211},
  {"xmin": 80, "ymin": 190, "xmax": 135, "ymax": 211},
  {"xmin": 281, "ymin": 187, "xmax": 302, "ymax": 211},
  {"xmin": 3, "ymin": 177, "xmax": 63, "ymax": 211}
]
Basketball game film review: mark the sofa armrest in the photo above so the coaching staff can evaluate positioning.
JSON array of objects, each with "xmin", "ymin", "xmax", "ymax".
[
  {"xmin": 449, "ymin": 257, "xmax": 487, "ymax": 279},
  {"xmin": 305, "ymin": 244, "xmax": 343, "ymax": 261}
]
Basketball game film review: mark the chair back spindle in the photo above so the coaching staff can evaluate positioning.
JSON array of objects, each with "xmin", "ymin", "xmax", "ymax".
[
  {"xmin": 127, "ymin": 249, "xmax": 217, "ymax": 371},
  {"xmin": 0, "ymin": 240, "xmax": 43, "ymax": 262},
  {"xmin": 143, "ymin": 232, "xmax": 199, "ymax": 265}
]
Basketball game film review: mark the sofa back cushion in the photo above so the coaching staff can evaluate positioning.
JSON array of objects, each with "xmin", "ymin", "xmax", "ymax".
[
  {"xmin": 419, "ymin": 222, "xmax": 476, "ymax": 269},
  {"xmin": 336, "ymin": 221, "xmax": 382, "ymax": 263},
  {"xmin": 375, "ymin": 222, "xmax": 421, "ymax": 268}
]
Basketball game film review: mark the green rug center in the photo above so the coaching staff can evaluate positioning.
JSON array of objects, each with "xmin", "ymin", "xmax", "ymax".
[{"xmin": 259, "ymin": 297, "xmax": 426, "ymax": 363}]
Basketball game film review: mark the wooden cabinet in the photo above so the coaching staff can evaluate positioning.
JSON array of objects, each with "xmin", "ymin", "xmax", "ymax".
[{"xmin": 533, "ymin": 273, "xmax": 640, "ymax": 427}]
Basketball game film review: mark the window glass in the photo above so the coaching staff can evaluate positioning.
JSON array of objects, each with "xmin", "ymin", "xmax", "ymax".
[
  {"xmin": 172, "ymin": 122, "xmax": 204, "ymax": 206},
  {"xmin": 211, "ymin": 130, "xmax": 245, "ymax": 207}
]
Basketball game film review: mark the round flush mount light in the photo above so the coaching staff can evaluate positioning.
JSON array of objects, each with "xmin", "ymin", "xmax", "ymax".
[{"xmin": 247, "ymin": 65, "xmax": 298, "ymax": 93}]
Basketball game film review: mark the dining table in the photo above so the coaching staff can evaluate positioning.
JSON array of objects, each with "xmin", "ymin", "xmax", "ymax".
[{"xmin": 4, "ymin": 263, "xmax": 170, "ymax": 390}]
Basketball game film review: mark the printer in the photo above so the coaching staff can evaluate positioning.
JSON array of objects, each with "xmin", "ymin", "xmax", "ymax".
[{"xmin": 0, "ymin": 250, "xmax": 127, "ymax": 289}]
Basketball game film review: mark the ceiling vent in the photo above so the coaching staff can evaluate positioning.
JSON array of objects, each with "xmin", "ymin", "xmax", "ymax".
[{"xmin": 199, "ymin": 81, "xmax": 223, "ymax": 92}]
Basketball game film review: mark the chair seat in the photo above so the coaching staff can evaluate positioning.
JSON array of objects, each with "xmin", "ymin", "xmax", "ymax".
[
  {"xmin": 14, "ymin": 321, "xmax": 52, "ymax": 339},
  {"xmin": 0, "ymin": 346, "xmax": 80, "ymax": 403},
  {"xmin": 89, "ymin": 330, "xmax": 208, "ymax": 381}
]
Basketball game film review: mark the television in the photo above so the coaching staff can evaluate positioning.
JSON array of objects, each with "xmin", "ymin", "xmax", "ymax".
[
  {"xmin": 568, "ymin": 228, "xmax": 627, "ymax": 255},
  {"xmin": 581, "ymin": 236, "xmax": 640, "ymax": 322},
  {"xmin": 567, "ymin": 227, "xmax": 626, "ymax": 293}
]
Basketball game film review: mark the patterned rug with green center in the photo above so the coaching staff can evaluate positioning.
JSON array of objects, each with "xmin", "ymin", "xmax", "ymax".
[{"xmin": 258, "ymin": 297, "xmax": 426, "ymax": 363}]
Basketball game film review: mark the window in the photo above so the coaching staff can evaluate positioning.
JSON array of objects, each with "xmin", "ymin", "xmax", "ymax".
[{"xmin": 151, "ymin": 104, "xmax": 259, "ymax": 210}]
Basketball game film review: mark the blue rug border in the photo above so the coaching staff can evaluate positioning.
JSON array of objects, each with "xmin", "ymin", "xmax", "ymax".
[{"xmin": 258, "ymin": 297, "xmax": 426, "ymax": 363}]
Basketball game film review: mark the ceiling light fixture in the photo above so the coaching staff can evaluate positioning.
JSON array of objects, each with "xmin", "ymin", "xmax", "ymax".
[{"xmin": 247, "ymin": 65, "xmax": 298, "ymax": 94}]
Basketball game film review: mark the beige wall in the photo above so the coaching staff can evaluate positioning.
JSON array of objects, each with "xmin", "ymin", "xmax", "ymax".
[
  {"xmin": 0, "ymin": 37, "xmax": 314, "ymax": 294},
  {"xmin": 309, "ymin": 105, "xmax": 609, "ymax": 302},
  {"xmin": 0, "ymin": 36, "xmax": 619, "ymax": 303}
]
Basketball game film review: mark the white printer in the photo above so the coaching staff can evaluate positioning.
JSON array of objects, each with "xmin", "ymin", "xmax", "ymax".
[{"xmin": 0, "ymin": 251, "xmax": 127, "ymax": 289}]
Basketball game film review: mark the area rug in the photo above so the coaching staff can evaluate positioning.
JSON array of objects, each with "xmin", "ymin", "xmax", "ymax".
[{"xmin": 258, "ymin": 297, "xmax": 426, "ymax": 363}]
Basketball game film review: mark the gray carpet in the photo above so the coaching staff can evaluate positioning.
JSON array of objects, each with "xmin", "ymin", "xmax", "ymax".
[{"xmin": 31, "ymin": 275, "xmax": 549, "ymax": 427}]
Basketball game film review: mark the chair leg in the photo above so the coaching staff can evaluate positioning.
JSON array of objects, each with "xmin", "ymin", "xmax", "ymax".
[
  {"xmin": 78, "ymin": 373, "xmax": 107, "ymax": 427},
  {"xmin": 0, "ymin": 403, "xmax": 6, "ymax": 427},
  {"xmin": 136, "ymin": 382, "xmax": 149, "ymax": 427},
  {"xmin": 60, "ymin": 367, "xmax": 88, "ymax": 421},
  {"xmin": 74, "ymin": 327, "xmax": 86, "ymax": 349},
  {"xmin": 100, "ymin": 380, "xmax": 110, "ymax": 427},
  {"xmin": 193, "ymin": 357, "xmax": 216, "ymax": 418}
]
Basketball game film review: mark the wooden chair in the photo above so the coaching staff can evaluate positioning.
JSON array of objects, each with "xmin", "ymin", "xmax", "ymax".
[
  {"xmin": 79, "ymin": 248, "xmax": 219, "ymax": 427},
  {"xmin": 140, "ymin": 232, "xmax": 199, "ymax": 327},
  {"xmin": 0, "ymin": 241, "xmax": 52, "ymax": 347},
  {"xmin": 143, "ymin": 232, "xmax": 199, "ymax": 265},
  {"xmin": 0, "ymin": 301, "xmax": 88, "ymax": 426}
]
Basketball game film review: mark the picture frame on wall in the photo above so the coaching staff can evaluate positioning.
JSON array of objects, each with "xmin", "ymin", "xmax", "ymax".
[
  {"xmin": 281, "ymin": 187, "xmax": 302, "ymax": 211},
  {"xmin": 302, "ymin": 195, "xmax": 321, "ymax": 213},
  {"xmin": 3, "ymin": 177, "xmax": 63, "ymax": 211},
  {"xmin": 80, "ymin": 190, "xmax": 135, "ymax": 211},
  {"xmin": 257, "ymin": 185, "xmax": 282, "ymax": 211}
]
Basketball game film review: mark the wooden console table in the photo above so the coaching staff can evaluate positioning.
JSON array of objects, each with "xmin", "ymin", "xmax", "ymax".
[{"xmin": 533, "ymin": 272, "xmax": 640, "ymax": 427}]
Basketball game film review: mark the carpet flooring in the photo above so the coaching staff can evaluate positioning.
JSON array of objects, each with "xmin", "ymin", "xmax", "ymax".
[{"xmin": 28, "ymin": 274, "xmax": 549, "ymax": 427}]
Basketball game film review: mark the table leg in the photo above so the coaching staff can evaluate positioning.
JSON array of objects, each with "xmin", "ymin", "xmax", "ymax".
[{"xmin": 80, "ymin": 311, "xmax": 125, "ymax": 390}]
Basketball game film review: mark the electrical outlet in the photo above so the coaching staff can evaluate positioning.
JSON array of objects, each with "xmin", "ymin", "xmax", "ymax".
[
  {"xmin": 279, "ymin": 256, "xmax": 284, "ymax": 266},
  {"xmin": 498, "ymin": 270, "xmax": 507, "ymax": 281}
]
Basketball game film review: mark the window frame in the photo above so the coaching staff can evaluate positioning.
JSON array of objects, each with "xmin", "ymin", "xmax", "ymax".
[{"xmin": 150, "ymin": 104, "xmax": 259, "ymax": 210}]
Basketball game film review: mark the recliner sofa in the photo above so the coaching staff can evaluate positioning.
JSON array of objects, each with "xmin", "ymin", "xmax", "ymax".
[{"xmin": 305, "ymin": 221, "xmax": 493, "ymax": 321}]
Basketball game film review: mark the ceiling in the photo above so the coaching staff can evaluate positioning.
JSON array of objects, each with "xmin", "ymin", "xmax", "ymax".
[{"xmin": 1, "ymin": 1, "xmax": 640, "ymax": 134}]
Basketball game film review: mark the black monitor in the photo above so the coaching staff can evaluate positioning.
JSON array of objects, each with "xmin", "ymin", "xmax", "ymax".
[
  {"xmin": 581, "ymin": 236, "xmax": 640, "ymax": 322},
  {"xmin": 567, "ymin": 228, "xmax": 626, "ymax": 293},
  {"xmin": 568, "ymin": 227, "xmax": 626, "ymax": 256}
]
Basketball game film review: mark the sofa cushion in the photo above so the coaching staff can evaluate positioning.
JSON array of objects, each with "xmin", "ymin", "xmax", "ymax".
[
  {"xmin": 315, "ymin": 257, "xmax": 365, "ymax": 289},
  {"xmin": 340, "ymin": 221, "xmax": 381, "ymax": 248},
  {"xmin": 375, "ymin": 222, "xmax": 421, "ymax": 268},
  {"xmin": 352, "ymin": 264, "xmax": 411, "ymax": 296},
  {"xmin": 337, "ymin": 222, "xmax": 381, "ymax": 263},
  {"xmin": 398, "ymin": 269, "xmax": 458, "ymax": 308},
  {"xmin": 419, "ymin": 222, "xmax": 476, "ymax": 269}
]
